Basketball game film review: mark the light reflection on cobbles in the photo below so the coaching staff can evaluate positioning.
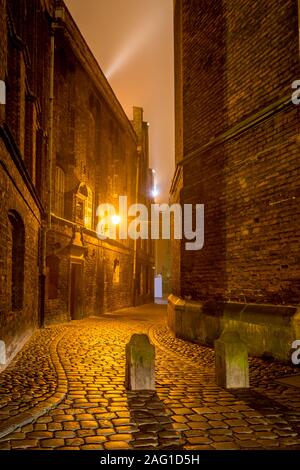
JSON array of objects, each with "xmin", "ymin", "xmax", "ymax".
[{"xmin": 0, "ymin": 304, "xmax": 300, "ymax": 450}]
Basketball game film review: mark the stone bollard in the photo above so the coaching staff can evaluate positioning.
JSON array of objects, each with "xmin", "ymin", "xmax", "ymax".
[
  {"xmin": 0, "ymin": 340, "xmax": 6, "ymax": 366},
  {"xmin": 125, "ymin": 334, "xmax": 155, "ymax": 391},
  {"xmin": 215, "ymin": 330, "xmax": 249, "ymax": 389}
]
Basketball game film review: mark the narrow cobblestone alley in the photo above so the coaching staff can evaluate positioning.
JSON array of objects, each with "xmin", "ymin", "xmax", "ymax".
[{"xmin": 0, "ymin": 304, "xmax": 300, "ymax": 451}]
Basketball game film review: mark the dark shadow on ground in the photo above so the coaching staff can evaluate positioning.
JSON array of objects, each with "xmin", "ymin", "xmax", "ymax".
[
  {"xmin": 231, "ymin": 388, "xmax": 290, "ymax": 414},
  {"xmin": 126, "ymin": 390, "xmax": 183, "ymax": 450},
  {"xmin": 230, "ymin": 387, "xmax": 300, "ymax": 446}
]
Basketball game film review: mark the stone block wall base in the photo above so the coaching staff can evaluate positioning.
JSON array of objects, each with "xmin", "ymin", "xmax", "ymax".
[{"xmin": 168, "ymin": 294, "xmax": 300, "ymax": 362}]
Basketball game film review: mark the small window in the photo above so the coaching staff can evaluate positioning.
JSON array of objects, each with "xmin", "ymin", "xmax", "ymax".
[
  {"xmin": 76, "ymin": 198, "xmax": 85, "ymax": 221},
  {"xmin": 113, "ymin": 259, "xmax": 120, "ymax": 284},
  {"xmin": 8, "ymin": 210, "xmax": 25, "ymax": 311},
  {"xmin": 75, "ymin": 183, "xmax": 93, "ymax": 229},
  {"xmin": 46, "ymin": 256, "xmax": 59, "ymax": 299}
]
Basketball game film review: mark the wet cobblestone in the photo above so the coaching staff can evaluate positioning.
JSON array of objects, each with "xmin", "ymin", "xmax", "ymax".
[
  {"xmin": 0, "ymin": 304, "xmax": 300, "ymax": 450},
  {"xmin": 0, "ymin": 327, "xmax": 66, "ymax": 422}
]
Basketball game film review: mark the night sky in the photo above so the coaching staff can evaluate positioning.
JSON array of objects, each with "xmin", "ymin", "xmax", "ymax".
[{"xmin": 65, "ymin": 0, "xmax": 175, "ymax": 203}]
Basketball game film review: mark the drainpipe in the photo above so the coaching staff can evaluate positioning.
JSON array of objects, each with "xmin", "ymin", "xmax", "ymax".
[
  {"xmin": 48, "ymin": 6, "xmax": 65, "ymax": 227},
  {"xmin": 40, "ymin": 7, "xmax": 64, "ymax": 327},
  {"xmin": 48, "ymin": 28, "xmax": 55, "ymax": 229},
  {"xmin": 40, "ymin": 25, "xmax": 55, "ymax": 329},
  {"xmin": 39, "ymin": 25, "xmax": 55, "ymax": 328},
  {"xmin": 132, "ymin": 148, "xmax": 141, "ymax": 306}
]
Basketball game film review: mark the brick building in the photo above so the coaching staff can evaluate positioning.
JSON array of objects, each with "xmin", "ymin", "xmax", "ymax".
[
  {"xmin": 131, "ymin": 106, "xmax": 155, "ymax": 307},
  {"xmin": 0, "ymin": 0, "xmax": 154, "ymax": 366},
  {"xmin": 169, "ymin": 0, "xmax": 300, "ymax": 360},
  {"xmin": 45, "ymin": 7, "xmax": 154, "ymax": 324}
]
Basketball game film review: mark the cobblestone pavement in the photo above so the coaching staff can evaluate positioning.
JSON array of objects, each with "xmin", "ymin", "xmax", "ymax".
[
  {"xmin": 0, "ymin": 304, "xmax": 300, "ymax": 450},
  {"xmin": 0, "ymin": 327, "xmax": 66, "ymax": 422}
]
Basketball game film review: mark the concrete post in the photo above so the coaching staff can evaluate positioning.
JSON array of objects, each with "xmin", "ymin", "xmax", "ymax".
[
  {"xmin": 125, "ymin": 334, "xmax": 155, "ymax": 391},
  {"xmin": 215, "ymin": 330, "xmax": 249, "ymax": 389}
]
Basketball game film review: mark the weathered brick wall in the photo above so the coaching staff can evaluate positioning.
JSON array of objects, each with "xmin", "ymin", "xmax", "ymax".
[
  {"xmin": 181, "ymin": 0, "xmax": 227, "ymax": 154},
  {"xmin": 45, "ymin": 220, "xmax": 136, "ymax": 323},
  {"xmin": 45, "ymin": 220, "xmax": 73, "ymax": 323},
  {"xmin": 103, "ymin": 246, "xmax": 134, "ymax": 313},
  {"xmin": 169, "ymin": 165, "xmax": 183, "ymax": 298},
  {"xmin": 225, "ymin": 0, "xmax": 299, "ymax": 126},
  {"xmin": 1, "ymin": 0, "xmax": 154, "ymax": 348},
  {"xmin": 174, "ymin": 0, "xmax": 183, "ymax": 166},
  {"xmin": 0, "ymin": 139, "xmax": 41, "ymax": 362},
  {"xmin": 174, "ymin": 0, "xmax": 300, "ymax": 305},
  {"xmin": 0, "ymin": 0, "xmax": 51, "ymax": 364},
  {"xmin": 131, "ymin": 107, "xmax": 155, "ymax": 306},
  {"xmin": 0, "ymin": 0, "xmax": 154, "ymax": 362},
  {"xmin": 45, "ymin": 14, "xmax": 153, "ymax": 323}
]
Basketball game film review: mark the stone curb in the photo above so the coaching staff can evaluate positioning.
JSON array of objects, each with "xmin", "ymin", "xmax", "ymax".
[
  {"xmin": 148, "ymin": 323, "xmax": 200, "ymax": 368},
  {"xmin": 149, "ymin": 322, "xmax": 216, "ymax": 370},
  {"xmin": 0, "ymin": 331, "xmax": 68, "ymax": 439}
]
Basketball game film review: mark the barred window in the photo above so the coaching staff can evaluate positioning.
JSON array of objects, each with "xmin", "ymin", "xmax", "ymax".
[{"xmin": 76, "ymin": 183, "xmax": 93, "ymax": 230}]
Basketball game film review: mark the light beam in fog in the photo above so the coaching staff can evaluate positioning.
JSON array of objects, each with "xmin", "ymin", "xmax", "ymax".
[
  {"xmin": 105, "ymin": 18, "xmax": 159, "ymax": 80},
  {"xmin": 65, "ymin": 0, "xmax": 174, "ymax": 203}
]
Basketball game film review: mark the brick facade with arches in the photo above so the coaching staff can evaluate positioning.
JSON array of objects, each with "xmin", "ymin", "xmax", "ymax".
[{"xmin": 0, "ymin": 0, "xmax": 154, "ymax": 366}]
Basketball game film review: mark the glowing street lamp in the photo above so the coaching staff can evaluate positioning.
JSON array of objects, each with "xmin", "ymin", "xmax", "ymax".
[
  {"xmin": 152, "ymin": 187, "xmax": 159, "ymax": 199},
  {"xmin": 151, "ymin": 169, "xmax": 158, "ymax": 199},
  {"xmin": 111, "ymin": 215, "xmax": 121, "ymax": 225}
]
